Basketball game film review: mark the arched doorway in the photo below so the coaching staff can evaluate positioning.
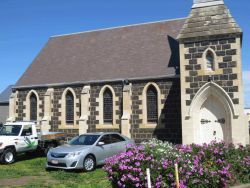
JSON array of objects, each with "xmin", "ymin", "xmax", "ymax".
[
  {"xmin": 188, "ymin": 82, "xmax": 236, "ymax": 144},
  {"xmin": 199, "ymin": 96, "xmax": 227, "ymax": 143}
]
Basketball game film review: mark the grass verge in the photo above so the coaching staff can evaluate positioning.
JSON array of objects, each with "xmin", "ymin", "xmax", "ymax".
[{"xmin": 0, "ymin": 155, "xmax": 111, "ymax": 188}]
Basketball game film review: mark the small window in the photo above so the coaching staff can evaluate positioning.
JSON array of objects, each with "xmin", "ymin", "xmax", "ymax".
[
  {"xmin": 110, "ymin": 134, "xmax": 125, "ymax": 143},
  {"xmin": 147, "ymin": 85, "xmax": 158, "ymax": 123},
  {"xmin": 30, "ymin": 93, "xmax": 37, "ymax": 121},
  {"xmin": 103, "ymin": 89, "xmax": 113, "ymax": 124},
  {"xmin": 66, "ymin": 91, "xmax": 74, "ymax": 124},
  {"xmin": 206, "ymin": 50, "xmax": 215, "ymax": 71}
]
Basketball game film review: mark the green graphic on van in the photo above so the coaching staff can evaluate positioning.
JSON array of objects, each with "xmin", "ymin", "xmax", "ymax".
[{"xmin": 24, "ymin": 137, "xmax": 37, "ymax": 148}]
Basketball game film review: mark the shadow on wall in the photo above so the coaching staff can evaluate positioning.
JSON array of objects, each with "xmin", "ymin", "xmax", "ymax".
[
  {"xmin": 153, "ymin": 79, "xmax": 182, "ymax": 144},
  {"xmin": 151, "ymin": 36, "xmax": 182, "ymax": 144},
  {"xmin": 167, "ymin": 35, "xmax": 180, "ymax": 75}
]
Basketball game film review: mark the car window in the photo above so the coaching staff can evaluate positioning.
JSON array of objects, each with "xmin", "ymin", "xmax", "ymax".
[
  {"xmin": 0, "ymin": 125, "xmax": 22, "ymax": 136},
  {"xmin": 69, "ymin": 135, "xmax": 100, "ymax": 145},
  {"xmin": 21, "ymin": 125, "xmax": 32, "ymax": 136},
  {"xmin": 110, "ymin": 134, "xmax": 125, "ymax": 143},
  {"xmin": 99, "ymin": 135, "xmax": 111, "ymax": 145}
]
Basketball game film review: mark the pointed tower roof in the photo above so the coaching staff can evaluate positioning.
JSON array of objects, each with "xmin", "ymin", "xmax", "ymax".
[{"xmin": 178, "ymin": 0, "xmax": 242, "ymax": 42}]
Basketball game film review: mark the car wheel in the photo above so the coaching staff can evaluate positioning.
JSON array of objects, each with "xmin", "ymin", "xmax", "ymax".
[
  {"xmin": 0, "ymin": 148, "xmax": 16, "ymax": 164},
  {"xmin": 83, "ymin": 155, "xmax": 96, "ymax": 172}
]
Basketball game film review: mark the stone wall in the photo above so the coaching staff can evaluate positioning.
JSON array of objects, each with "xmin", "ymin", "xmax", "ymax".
[
  {"xmin": 88, "ymin": 82, "xmax": 123, "ymax": 133},
  {"xmin": 130, "ymin": 78, "xmax": 182, "ymax": 143},
  {"xmin": 183, "ymin": 37, "xmax": 240, "ymax": 107},
  {"xmin": 16, "ymin": 89, "xmax": 46, "ymax": 121},
  {"xmin": 179, "ymin": 35, "xmax": 249, "ymax": 145},
  {"xmin": 15, "ymin": 78, "xmax": 182, "ymax": 143},
  {"xmin": 51, "ymin": 86, "xmax": 82, "ymax": 137}
]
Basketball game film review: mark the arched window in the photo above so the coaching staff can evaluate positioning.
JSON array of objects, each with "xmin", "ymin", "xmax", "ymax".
[
  {"xmin": 66, "ymin": 91, "xmax": 74, "ymax": 124},
  {"xmin": 30, "ymin": 93, "xmax": 37, "ymax": 121},
  {"xmin": 206, "ymin": 50, "xmax": 215, "ymax": 71},
  {"xmin": 147, "ymin": 85, "xmax": 158, "ymax": 123},
  {"xmin": 103, "ymin": 88, "xmax": 113, "ymax": 124}
]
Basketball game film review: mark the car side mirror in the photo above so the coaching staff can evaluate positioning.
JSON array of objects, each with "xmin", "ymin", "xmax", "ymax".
[{"xmin": 97, "ymin": 142, "xmax": 105, "ymax": 146}]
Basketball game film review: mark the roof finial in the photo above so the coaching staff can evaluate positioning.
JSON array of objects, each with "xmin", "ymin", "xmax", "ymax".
[{"xmin": 193, "ymin": 0, "xmax": 224, "ymax": 8}]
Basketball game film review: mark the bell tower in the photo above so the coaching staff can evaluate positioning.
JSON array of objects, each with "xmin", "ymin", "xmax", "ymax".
[{"xmin": 178, "ymin": 0, "xmax": 249, "ymax": 145}]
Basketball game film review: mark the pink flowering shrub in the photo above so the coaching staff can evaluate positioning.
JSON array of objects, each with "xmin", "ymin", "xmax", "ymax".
[{"xmin": 103, "ymin": 139, "xmax": 250, "ymax": 188}]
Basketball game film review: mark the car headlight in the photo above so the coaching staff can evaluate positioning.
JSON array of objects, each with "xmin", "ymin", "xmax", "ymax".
[
  {"xmin": 47, "ymin": 150, "xmax": 51, "ymax": 156},
  {"xmin": 66, "ymin": 152, "xmax": 82, "ymax": 158}
]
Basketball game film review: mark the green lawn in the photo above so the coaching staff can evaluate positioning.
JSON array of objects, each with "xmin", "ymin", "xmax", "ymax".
[{"xmin": 0, "ymin": 155, "xmax": 112, "ymax": 188}]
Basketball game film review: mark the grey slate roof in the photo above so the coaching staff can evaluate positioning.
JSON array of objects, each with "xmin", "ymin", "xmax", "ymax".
[
  {"xmin": 15, "ymin": 18, "xmax": 185, "ymax": 88},
  {"xmin": 0, "ymin": 85, "xmax": 13, "ymax": 104},
  {"xmin": 178, "ymin": 3, "xmax": 242, "ymax": 41}
]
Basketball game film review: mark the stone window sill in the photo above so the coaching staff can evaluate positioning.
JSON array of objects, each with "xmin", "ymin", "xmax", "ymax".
[
  {"xmin": 139, "ymin": 121, "xmax": 166, "ymax": 129},
  {"xmin": 139, "ymin": 123, "xmax": 158, "ymax": 129},
  {"xmin": 58, "ymin": 124, "xmax": 79, "ymax": 130},
  {"xmin": 198, "ymin": 69, "xmax": 222, "ymax": 75},
  {"xmin": 96, "ymin": 124, "xmax": 119, "ymax": 129}
]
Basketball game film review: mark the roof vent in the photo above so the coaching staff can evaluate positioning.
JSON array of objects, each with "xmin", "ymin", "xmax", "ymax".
[{"xmin": 193, "ymin": 0, "xmax": 224, "ymax": 8}]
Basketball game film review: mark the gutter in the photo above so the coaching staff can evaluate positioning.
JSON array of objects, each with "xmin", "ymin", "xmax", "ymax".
[{"xmin": 13, "ymin": 74, "xmax": 180, "ymax": 90}]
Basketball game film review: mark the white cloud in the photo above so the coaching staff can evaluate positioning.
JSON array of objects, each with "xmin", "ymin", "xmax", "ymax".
[{"xmin": 243, "ymin": 71, "xmax": 250, "ymax": 108}]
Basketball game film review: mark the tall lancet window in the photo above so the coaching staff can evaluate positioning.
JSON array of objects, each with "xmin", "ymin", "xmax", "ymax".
[
  {"xmin": 103, "ymin": 88, "xmax": 113, "ymax": 124},
  {"xmin": 206, "ymin": 50, "xmax": 215, "ymax": 71},
  {"xmin": 66, "ymin": 91, "xmax": 74, "ymax": 124},
  {"xmin": 30, "ymin": 93, "xmax": 37, "ymax": 121},
  {"xmin": 147, "ymin": 85, "xmax": 158, "ymax": 123}
]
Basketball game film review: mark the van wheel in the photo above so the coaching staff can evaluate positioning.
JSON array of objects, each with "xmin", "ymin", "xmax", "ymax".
[
  {"xmin": 83, "ymin": 155, "xmax": 96, "ymax": 172},
  {"xmin": 0, "ymin": 148, "xmax": 16, "ymax": 164}
]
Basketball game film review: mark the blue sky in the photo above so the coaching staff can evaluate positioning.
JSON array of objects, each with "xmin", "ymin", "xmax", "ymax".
[{"xmin": 0, "ymin": 0, "xmax": 249, "ymax": 106}]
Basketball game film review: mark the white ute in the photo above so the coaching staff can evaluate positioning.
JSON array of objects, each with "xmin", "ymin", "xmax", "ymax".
[{"xmin": 0, "ymin": 122, "xmax": 65, "ymax": 164}]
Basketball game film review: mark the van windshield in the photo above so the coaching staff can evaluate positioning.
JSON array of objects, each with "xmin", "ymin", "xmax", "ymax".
[
  {"xmin": 69, "ymin": 135, "xmax": 100, "ymax": 145},
  {"xmin": 0, "ymin": 125, "xmax": 22, "ymax": 136}
]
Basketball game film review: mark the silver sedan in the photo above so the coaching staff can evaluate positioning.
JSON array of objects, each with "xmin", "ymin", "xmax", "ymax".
[{"xmin": 46, "ymin": 132, "xmax": 134, "ymax": 171}]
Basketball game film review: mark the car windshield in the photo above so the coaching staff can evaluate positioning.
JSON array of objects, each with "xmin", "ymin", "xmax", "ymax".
[
  {"xmin": 0, "ymin": 125, "xmax": 22, "ymax": 136},
  {"xmin": 68, "ymin": 135, "xmax": 100, "ymax": 146}
]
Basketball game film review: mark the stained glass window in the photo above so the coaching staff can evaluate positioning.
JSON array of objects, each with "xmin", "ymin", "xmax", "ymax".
[
  {"xmin": 206, "ymin": 50, "xmax": 214, "ymax": 71},
  {"xmin": 66, "ymin": 91, "xmax": 74, "ymax": 124},
  {"xmin": 147, "ymin": 86, "xmax": 158, "ymax": 123},
  {"xmin": 30, "ymin": 93, "xmax": 37, "ymax": 121},
  {"xmin": 103, "ymin": 89, "xmax": 113, "ymax": 124}
]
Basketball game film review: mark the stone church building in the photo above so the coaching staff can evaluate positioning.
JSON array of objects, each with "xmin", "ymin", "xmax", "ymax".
[{"xmin": 8, "ymin": 0, "xmax": 249, "ymax": 145}]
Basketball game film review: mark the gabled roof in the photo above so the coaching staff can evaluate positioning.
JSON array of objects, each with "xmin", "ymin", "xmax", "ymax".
[
  {"xmin": 15, "ymin": 18, "xmax": 185, "ymax": 88},
  {"xmin": 0, "ymin": 85, "xmax": 13, "ymax": 104},
  {"xmin": 178, "ymin": 3, "xmax": 242, "ymax": 41}
]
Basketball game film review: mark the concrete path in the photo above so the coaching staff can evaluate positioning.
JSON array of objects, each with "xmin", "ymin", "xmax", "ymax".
[{"xmin": 230, "ymin": 184, "xmax": 250, "ymax": 188}]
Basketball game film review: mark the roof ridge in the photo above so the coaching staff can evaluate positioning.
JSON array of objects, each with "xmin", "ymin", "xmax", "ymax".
[{"xmin": 50, "ymin": 17, "xmax": 186, "ymax": 38}]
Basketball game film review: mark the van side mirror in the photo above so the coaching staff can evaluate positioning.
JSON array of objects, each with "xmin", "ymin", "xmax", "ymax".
[{"xmin": 97, "ymin": 142, "xmax": 105, "ymax": 146}]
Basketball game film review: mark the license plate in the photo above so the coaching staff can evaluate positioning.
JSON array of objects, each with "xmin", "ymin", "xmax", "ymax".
[{"xmin": 51, "ymin": 160, "xmax": 59, "ymax": 164}]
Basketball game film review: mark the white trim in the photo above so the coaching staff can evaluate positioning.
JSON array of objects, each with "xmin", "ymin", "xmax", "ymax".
[
  {"xmin": 188, "ymin": 82, "xmax": 236, "ymax": 144},
  {"xmin": 59, "ymin": 87, "xmax": 78, "ymax": 129},
  {"xmin": 140, "ymin": 82, "xmax": 162, "ymax": 129},
  {"xmin": 79, "ymin": 86, "xmax": 91, "ymax": 134},
  {"xmin": 96, "ymin": 85, "xmax": 118, "ymax": 129},
  {"xmin": 24, "ymin": 90, "xmax": 40, "ymax": 121},
  {"xmin": 202, "ymin": 48, "xmax": 217, "ymax": 71},
  {"xmin": 188, "ymin": 82, "xmax": 238, "ymax": 118}
]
